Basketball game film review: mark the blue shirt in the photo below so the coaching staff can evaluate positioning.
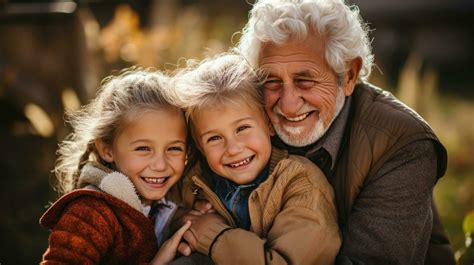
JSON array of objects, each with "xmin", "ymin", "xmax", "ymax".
[{"xmin": 213, "ymin": 165, "xmax": 269, "ymax": 230}]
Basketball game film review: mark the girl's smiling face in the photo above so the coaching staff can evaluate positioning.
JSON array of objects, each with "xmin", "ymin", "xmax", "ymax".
[{"xmin": 97, "ymin": 107, "xmax": 187, "ymax": 204}]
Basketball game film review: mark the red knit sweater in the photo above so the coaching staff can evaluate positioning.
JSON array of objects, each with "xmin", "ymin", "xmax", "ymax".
[{"xmin": 40, "ymin": 189, "xmax": 157, "ymax": 264}]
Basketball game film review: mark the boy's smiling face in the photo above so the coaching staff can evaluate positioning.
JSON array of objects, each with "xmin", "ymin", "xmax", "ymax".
[
  {"xmin": 192, "ymin": 99, "xmax": 272, "ymax": 185},
  {"xmin": 96, "ymin": 107, "xmax": 187, "ymax": 204}
]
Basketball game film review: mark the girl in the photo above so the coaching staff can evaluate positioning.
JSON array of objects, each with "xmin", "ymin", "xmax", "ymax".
[{"xmin": 40, "ymin": 68, "xmax": 191, "ymax": 265}]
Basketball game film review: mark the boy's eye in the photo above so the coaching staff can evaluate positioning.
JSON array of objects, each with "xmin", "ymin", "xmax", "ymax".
[
  {"xmin": 135, "ymin": 146, "xmax": 150, "ymax": 151},
  {"xmin": 207, "ymin": 135, "xmax": 222, "ymax": 143},
  {"xmin": 237, "ymin": 125, "xmax": 250, "ymax": 133}
]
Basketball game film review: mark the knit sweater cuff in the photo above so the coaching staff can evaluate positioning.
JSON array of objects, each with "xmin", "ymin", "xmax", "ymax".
[{"xmin": 195, "ymin": 222, "xmax": 231, "ymax": 255}]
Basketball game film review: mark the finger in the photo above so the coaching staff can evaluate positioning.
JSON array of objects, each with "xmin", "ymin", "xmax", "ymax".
[
  {"xmin": 182, "ymin": 230, "xmax": 197, "ymax": 249},
  {"xmin": 181, "ymin": 213, "xmax": 201, "ymax": 224},
  {"xmin": 172, "ymin": 221, "xmax": 192, "ymax": 241},
  {"xmin": 179, "ymin": 211, "xmax": 202, "ymax": 225},
  {"xmin": 177, "ymin": 242, "xmax": 192, "ymax": 256},
  {"xmin": 188, "ymin": 210, "xmax": 203, "ymax": 216},
  {"xmin": 194, "ymin": 200, "xmax": 213, "ymax": 213},
  {"xmin": 163, "ymin": 220, "xmax": 191, "ymax": 251}
]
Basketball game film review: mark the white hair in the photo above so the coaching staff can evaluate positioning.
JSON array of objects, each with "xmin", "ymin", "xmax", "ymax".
[{"xmin": 236, "ymin": 0, "xmax": 374, "ymax": 82}]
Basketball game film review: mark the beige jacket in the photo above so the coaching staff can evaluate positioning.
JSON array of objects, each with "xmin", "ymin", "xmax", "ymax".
[{"xmin": 178, "ymin": 148, "xmax": 340, "ymax": 265}]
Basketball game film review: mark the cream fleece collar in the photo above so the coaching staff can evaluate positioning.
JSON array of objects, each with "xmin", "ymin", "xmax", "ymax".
[{"xmin": 77, "ymin": 162, "xmax": 144, "ymax": 213}]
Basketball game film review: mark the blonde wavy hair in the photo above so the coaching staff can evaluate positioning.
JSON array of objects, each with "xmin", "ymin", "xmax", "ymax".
[
  {"xmin": 236, "ymin": 0, "xmax": 374, "ymax": 82},
  {"xmin": 172, "ymin": 52, "xmax": 265, "ymax": 123},
  {"xmin": 54, "ymin": 68, "xmax": 177, "ymax": 195}
]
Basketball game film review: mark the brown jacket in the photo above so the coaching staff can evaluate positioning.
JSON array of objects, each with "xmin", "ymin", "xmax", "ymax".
[
  {"xmin": 323, "ymin": 83, "xmax": 451, "ymax": 264},
  {"xmin": 40, "ymin": 163, "xmax": 157, "ymax": 265},
  {"xmin": 179, "ymin": 148, "xmax": 340, "ymax": 265}
]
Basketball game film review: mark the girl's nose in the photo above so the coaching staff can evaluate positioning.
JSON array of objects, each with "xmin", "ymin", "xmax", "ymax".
[{"xmin": 150, "ymin": 154, "xmax": 167, "ymax": 171}]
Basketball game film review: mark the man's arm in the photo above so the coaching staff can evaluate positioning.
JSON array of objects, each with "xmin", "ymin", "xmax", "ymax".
[{"xmin": 337, "ymin": 140, "xmax": 438, "ymax": 265}]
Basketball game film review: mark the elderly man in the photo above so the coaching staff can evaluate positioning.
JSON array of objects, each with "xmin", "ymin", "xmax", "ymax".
[
  {"xmin": 234, "ymin": 0, "xmax": 454, "ymax": 264},
  {"xmin": 172, "ymin": 0, "xmax": 455, "ymax": 264}
]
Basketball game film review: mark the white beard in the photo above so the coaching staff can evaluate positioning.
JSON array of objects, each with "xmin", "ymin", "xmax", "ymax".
[{"xmin": 273, "ymin": 87, "xmax": 346, "ymax": 147}]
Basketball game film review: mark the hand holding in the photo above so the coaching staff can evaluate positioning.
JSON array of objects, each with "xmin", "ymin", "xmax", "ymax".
[
  {"xmin": 150, "ymin": 221, "xmax": 191, "ymax": 265},
  {"xmin": 193, "ymin": 199, "xmax": 215, "ymax": 214},
  {"xmin": 177, "ymin": 199, "xmax": 214, "ymax": 227},
  {"xmin": 183, "ymin": 213, "xmax": 227, "ymax": 253}
]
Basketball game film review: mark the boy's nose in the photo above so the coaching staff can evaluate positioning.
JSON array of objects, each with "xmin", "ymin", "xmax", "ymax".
[{"xmin": 225, "ymin": 139, "xmax": 243, "ymax": 156}]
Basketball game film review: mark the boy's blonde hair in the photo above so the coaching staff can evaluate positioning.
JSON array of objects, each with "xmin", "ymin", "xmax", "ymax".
[
  {"xmin": 172, "ymin": 52, "xmax": 265, "ymax": 124},
  {"xmin": 55, "ymin": 68, "xmax": 177, "ymax": 195}
]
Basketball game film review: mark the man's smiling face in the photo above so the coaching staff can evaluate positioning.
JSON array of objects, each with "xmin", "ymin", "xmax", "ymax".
[{"xmin": 259, "ymin": 32, "xmax": 345, "ymax": 147}]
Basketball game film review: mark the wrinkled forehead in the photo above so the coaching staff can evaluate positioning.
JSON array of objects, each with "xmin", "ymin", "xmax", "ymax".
[{"xmin": 258, "ymin": 32, "xmax": 327, "ymax": 66}]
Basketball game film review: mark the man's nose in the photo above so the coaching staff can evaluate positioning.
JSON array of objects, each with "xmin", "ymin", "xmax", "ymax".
[{"xmin": 279, "ymin": 84, "xmax": 303, "ymax": 116}]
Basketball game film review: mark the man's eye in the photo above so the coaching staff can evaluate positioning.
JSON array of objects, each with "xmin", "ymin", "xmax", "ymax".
[
  {"xmin": 263, "ymin": 80, "xmax": 282, "ymax": 91},
  {"xmin": 207, "ymin": 135, "xmax": 222, "ymax": 143},
  {"xmin": 295, "ymin": 79, "xmax": 316, "ymax": 89},
  {"xmin": 135, "ymin": 146, "xmax": 150, "ymax": 151}
]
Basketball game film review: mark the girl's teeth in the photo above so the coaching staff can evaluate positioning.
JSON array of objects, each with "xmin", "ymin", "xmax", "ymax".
[
  {"xmin": 230, "ymin": 157, "xmax": 252, "ymax": 168},
  {"xmin": 143, "ymin": 177, "xmax": 166, "ymax": 184}
]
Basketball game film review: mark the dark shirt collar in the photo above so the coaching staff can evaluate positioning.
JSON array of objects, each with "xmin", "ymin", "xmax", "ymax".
[{"xmin": 307, "ymin": 96, "xmax": 351, "ymax": 169}]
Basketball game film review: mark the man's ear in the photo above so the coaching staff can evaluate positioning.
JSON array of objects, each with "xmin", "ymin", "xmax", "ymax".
[
  {"xmin": 342, "ymin": 57, "xmax": 362, "ymax": 96},
  {"xmin": 95, "ymin": 139, "xmax": 114, "ymax": 163}
]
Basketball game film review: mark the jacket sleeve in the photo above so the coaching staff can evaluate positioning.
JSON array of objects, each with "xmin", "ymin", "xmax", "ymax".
[
  {"xmin": 193, "ymin": 165, "xmax": 341, "ymax": 265},
  {"xmin": 40, "ymin": 197, "xmax": 119, "ymax": 265},
  {"xmin": 336, "ymin": 140, "xmax": 442, "ymax": 265}
]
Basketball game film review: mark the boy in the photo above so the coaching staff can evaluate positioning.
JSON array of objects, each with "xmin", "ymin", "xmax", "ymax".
[{"xmin": 173, "ymin": 53, "xmax": 340, "ymax": 264}]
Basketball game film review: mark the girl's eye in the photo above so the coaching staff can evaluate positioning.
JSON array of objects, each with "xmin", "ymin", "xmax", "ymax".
[
  {"xmin": 168, "ymin": 146, "xmax": 184, "ymax": 152},
  {"xmin": 237, "ymin": 125, "xmax": 251, "ymax": 133},
  {"xmin": 135, "ymin": 146, "xmax": 150, "ymax": 152},
  {"xmin": 207, "ymin": 135, "xmax": 221, "ymax": 143}
]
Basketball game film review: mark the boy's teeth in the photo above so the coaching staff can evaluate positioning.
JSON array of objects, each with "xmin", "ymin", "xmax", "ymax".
[
  {"xmin": 143, "ymin": 177, "xmax": 166, "ymax": 184},
  {"xmin": 229, "ymin": 157, "xmax": 252, "ymax": 168}
]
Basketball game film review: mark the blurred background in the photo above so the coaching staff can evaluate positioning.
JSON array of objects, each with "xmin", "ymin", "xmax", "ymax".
[{"xmin": 0, "ymin": 0, "xmax": 473, "ymax": 264}]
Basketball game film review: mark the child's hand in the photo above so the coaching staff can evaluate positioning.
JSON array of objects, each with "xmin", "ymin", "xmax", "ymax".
[
  {"xmin": 150, "ymin": 221, "xmax": 192, "ymax": 265},
  {"xmin": 182, "ymin": 213, "xmax": 227, "ymax": 253},
  {"xmin": 178, "ymin": 200, "xmax": 215, "ymax": 227},
  {"xmin": 193, "ymin": 199, "xmax": 215, "ymax": 214}
]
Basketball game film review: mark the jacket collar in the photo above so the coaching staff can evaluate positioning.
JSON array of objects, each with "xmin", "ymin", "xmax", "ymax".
[{"xmin": 77, "ymin": 162, "xmax": 144, "ymax": 213}]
